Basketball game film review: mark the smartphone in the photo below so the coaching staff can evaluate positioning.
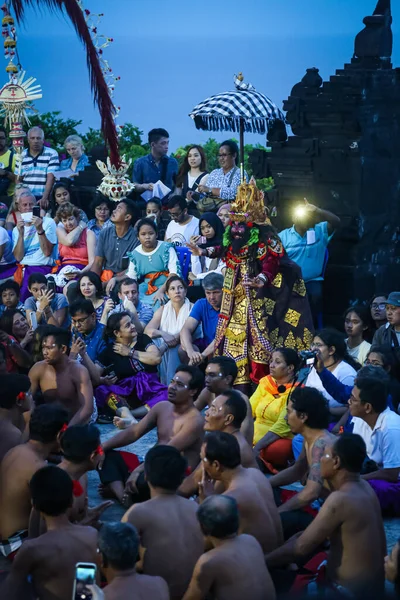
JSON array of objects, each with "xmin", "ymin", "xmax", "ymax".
[
  {"xmin": 72, "ymin": 562, "xmax": 97, "ymax": 600},
  {"xmin": 103, "ymin": 363, "xmax": 115, "ymax": 376},
  {"xmin": 32, "ymin": 206, "xmax": 41, "ymax": 218},
  {"xmin": 121, "ymin": 256, "xmax": 129, "ymax": 271},
  {"xmin": 47, "ymin": 276, "xmax": 56, "ymax": 295},
  {"xmin": 199, "ymin": 236, "xmax": 207, "ymax": 245},
  {"xmin": 30, "ymin": 312, "xmax": 38, "ymax": 331}
]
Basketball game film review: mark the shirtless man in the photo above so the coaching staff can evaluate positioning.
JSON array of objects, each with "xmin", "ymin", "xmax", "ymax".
[
  {"xmin": 101, "ymin": 365, "xmax": 205, "ymax": 502},
  {"xmin": 0, "ymin": 373, "xmax": 32, "ymax": 464},
  {"xmin": 183, "ymin": 495, "xmax": 276, "ymax": 600},
  {"xmin": 122, "ymin": 446, "xmax": 204, "ymax": 600},
  {"xmin": 200, "ymin": 431, "xmax": 283, "ymax": 553},
  {"xmin": 0, "ymin": 404, "xmax": 68, "ymax": 557},
  {"xmin": 195, "ymin": 356, "xmax": 253, "ymax": 445},
  {"xmin": 94, "ymin": 522, "xmax": 169, "ymax": 600},
  {"xmin": 29, "ymin": 326, "xmax": 95, "ymax": 425},
  {"xmin": 269, "ymin": 387, "xmax": 335, "ymax": 529},
  {"xmin": 2, "ymin": 466, "xmax": 98, "ymax": 600},
  {"xmin": 266, "ymin": 434, "xmax": 386, "ymax": 599},
  {"xmin": 179, "ymin": 390, "xmax": 257, "ymax": 498}
]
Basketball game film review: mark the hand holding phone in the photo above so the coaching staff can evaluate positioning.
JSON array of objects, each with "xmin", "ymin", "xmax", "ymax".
[
  {"xmin": 72, "ymin": 562, "xmax": 97, "ymax": 600},
  {"xmin": 32, "ymin": 206, "xmax": 41, "ymax": 218}
]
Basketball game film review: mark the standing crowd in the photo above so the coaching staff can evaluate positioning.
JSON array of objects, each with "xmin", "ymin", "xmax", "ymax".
[{"xmin": 1, "ymin": 125, "xmax": 400, "ymax": 599}]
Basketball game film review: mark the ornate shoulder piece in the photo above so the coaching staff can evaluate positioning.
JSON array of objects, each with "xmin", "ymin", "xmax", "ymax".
[{"xmin": 267, "ymin": 237, "xmax": 284, "ymax": 257}]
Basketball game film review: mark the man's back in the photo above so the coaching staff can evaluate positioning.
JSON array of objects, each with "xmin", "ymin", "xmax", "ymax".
[
  {"xmin": 226, "ymin": 467, "xmax": 283, "ymax": 552},
  {"xmin": 104, "ymin": 572, "xmax": 169, "ymax": 600},
  {"xmin": 195, "ymin": 534, "xmax": 276, "ymax": 600},
  {"xmin": 5, "ymin": 523, "xmax": 98, "ymax": 600},
  {"xmin": 0, "ymin": 443, "xmax": 45, "ymax": 539},
  {"xmin": 124, "ymin": 494, "xmax": 203, "ymax": 600},
  {"xmin": 0, "ymin": 419, "xmax": 22, "ymax": 465},
  {"xmin": 327, "ymin": 480, "xmax": 385, "ymax": 596}
]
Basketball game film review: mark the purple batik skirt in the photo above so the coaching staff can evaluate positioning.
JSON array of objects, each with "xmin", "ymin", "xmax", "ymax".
[{"xmin": 95, "ymin": 371, "xmax": 168, "ymax": 410}]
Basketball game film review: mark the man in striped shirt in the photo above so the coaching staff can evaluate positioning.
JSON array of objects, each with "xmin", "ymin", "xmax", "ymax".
[{"xmin": 20, "ymin": 127, "xmax": 59, "ymax": 209}]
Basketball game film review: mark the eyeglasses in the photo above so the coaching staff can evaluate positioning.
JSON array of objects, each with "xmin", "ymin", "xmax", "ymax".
[
  {"xmin": 218, "ymin": 153, "xmax": 232, "ymax": 158},
  {"xmin": 311, "ymin": 342, "xmax": 326, "ymax": 349},
  {"xmin": 71, "ymin": 314, "xmax": 91, "ymax": 326},
  {"xmin": 364, "ymin": 359, "xmax": 383, "ymax": 367},
  {"xmin": 371, "ymin": 303, "xmax": 386, "ymax": 310},
  {"xmin": 168, "ymin": 209, "xmax": 183, "ymax": 218}
]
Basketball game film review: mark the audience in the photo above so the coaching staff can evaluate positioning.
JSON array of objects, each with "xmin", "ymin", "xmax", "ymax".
[
  {"xmin": 165, "ymin": 195, "xmax": 199, "ymax": 245},
  {"xmin": 144, "ymin": 197, "xmax": 169, "ymax": 240},
  {"xmin": 0, "ymin": 220, "xmax": 17, "ymax": 281},
  {"xmin": 175, "ymin": 144, "xmax": 208, "ymax": 202},
  {"xmin": 370, "ymin": 292, "xmax": 388, "ymax": 330},
  {"xmin": 373, "ymin": 291, "xmax": 400, "ymax": 352},
  {"xmin": 20, "ymin": 126, "xmax": 59, "ymax": 209},
  {"xmin": 133, "ymin": 127, "xmax": 178, "ymax": 196},
  {"xmin": 55, "ymin": 202, "xmax": 95, "ymax": 281},
  {"xmin": 25, "ymin": 272, "xmax": 69, "ymax": 328},
  {"xmin": 0, "ymin": 125, "xmax": 17, "ymax": 204},
  {"xmin": 60, "ymin": 134, "xmax": 90, "ymax": 172},
  {"xmin": 110, "ymin": 276, "xmax": 154, "ymax": 334},
  {"xmin": 87, "ymin": 194, "xmax": 112, "ymax": 238},
  {"xmin": 0, "ymin": 373, "xmax": 32, "ymax": 463},
  {"xmin": 216, "ymin": 203, "xmax": 231, "ymax": 228},
  {"xmin": 76, "ymin": 271, "xmax": 112, "ymax": 323},
  {"xmin": 0, "ymin": 279, "xmax": 25, "ymax": 315},
  {"xmin": 69, "ymin": 299, "xmax": 106, "ymax": 364},
  {"xmin": 49, "ymin": 179, "xmax": 87, "ymax": 223},
  {"xmin": 198, "ymin": 140, "xmax": 247, "ymax": 203},
  {"xmin": 344, "ymin": 304, "xmax": 372, "ymax": 365},
  {"xmin": 189, "ymin": 212, "xmax": 225, "ymax": 281},
  {"xmin": 0, "ymin": 308, "xmax": 34, "ymax": 362}
]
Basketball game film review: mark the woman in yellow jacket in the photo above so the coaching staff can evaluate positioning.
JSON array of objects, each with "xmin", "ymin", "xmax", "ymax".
[{"xmin": 250, "ymin": 348, "xmax": 301, "ymax": 472}]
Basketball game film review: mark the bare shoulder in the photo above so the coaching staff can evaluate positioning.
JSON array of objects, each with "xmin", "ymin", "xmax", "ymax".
[
  {"xmin": 29, "ymin": 360, "xmax": 46, "ymax": 376},
  {"xmin": 122, "ymin": 501, "xmax": 148, "ymax": 525}
]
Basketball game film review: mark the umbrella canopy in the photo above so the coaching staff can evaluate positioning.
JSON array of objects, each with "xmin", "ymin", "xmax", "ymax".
[{"xmin": 189, "ymin": 74, "xmax": 285, "ymax": 134}]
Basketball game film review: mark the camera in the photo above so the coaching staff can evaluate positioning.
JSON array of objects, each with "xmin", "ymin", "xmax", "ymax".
[
  {"xmin": 191, "ymin": 191, "xmax": 206, "ymax": 203},
  {"xmin": 299, "ymin": 350, "xmax": 318, "ymax": 367}
]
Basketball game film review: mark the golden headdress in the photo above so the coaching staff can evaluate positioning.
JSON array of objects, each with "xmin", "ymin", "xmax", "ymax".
[{"xmin": 230, "ymin": 177, "xmax": 271, "ymax": 225}]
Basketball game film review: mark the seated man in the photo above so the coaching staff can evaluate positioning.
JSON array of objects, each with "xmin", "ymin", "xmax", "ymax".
[
  {"xmin": 269, "ymin": 387, "xmax": 335, "ymax": 537},
  {"xmin": 266, "ymin": 434, "xmax": 386, "ymax": 600},
  {"xmin": 200, "ymin": 431, "xmax": 283, "ymax": 553},
  {"xmin": 69, "ymin": 299, "xmax": 107, "ymax": 365},
  {"xmin": 110, "ymin": 276, "xmax": 154, "ymax": 334},
  {"xmin": 12, "ymin": 190, "xmax": 57, "ymax": 301},
  {"xmin": 183, "ymin": 495, "xmax": 276, "ymax": 600},
  {"xmin": 372, "ymin": 291, "xmax": 400, "ymax": 350},
  {"xmin": 91, "ymin": 198, "xmax": 139, "ymax": 294},
  {"xmin": 29, "ymin": 326, "xmax": 96, "ymax": 425},
  {"xmin": 349, "ymin": 365, "xmax": 400, "ymax": 515},
  {"xmin": 24, "ymin": 272, "xmax": 69, "ymax": 328},
  {"xmin": 194, "ymin": 356, "xmax": 253, "ymax": 445},
  {"xmin": 165, "ymin": 195, "xmax": 199, "ymax": 245},
  {"xmin": 97, "ymin": 522, "xmax": 169, "ymax": 600},
  {"xmin": 0, "ymin": 280, "xmax": 25, "ymax": 316},
  {"xmin": 122, "ymin": 446, "xmax": 204, "ymax": 600},
  {"xmin": 0, "ymin": 404, "xmax": 68, "ymax": 558},
  {"xmin": 0, "ymin": 373, "xmax": 32, "ymax": 464},
  {"xmin": 179, "ymin": 390, "xmax": 257, "ymax": 498},
  {"xmin": 179, "ymin": 273, "xmax": 223, "ymax": 366},
  {"xmin": 2, "ymin": 466, "xmax": 98, "ymax": 600},
  {"xmin": 100, "ymin": 365, "xmax": 204, "ymax": 504}
]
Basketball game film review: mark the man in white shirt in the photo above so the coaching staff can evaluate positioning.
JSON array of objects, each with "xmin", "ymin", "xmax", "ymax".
[
  {"xmin": 12, "ymin": 190, "xmax": 57, "ymax": 301},
  {"xmin": 349, "ymin": 365, "xmax": 400, "ymax": 514},
  {"xmin": 165, "ymin": 195, "xmax": 199, "ymax": 246}
]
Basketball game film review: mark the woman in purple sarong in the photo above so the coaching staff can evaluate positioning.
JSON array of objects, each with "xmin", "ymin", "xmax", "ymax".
[{"xmin": 94, "ymin": 311, "xmax": 167, "ymax": 420}]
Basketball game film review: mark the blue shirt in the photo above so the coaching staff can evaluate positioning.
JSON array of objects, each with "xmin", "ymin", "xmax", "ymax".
[
  {"xmin": 110, "ymin": 299, "xmax": 154, "ymax": 325},
  {"xmin": 0, "ymin": 301, "xmax": 25, "ymax": 317},
  {"xmin": 189, "ymin": 298, "xmax": 219, "ymax": 346},
  {"xmin": 133, "ymin": 154, "xmax": 178, "ymax": 194},
  {"xmin": 278, "ymin": 222, "xmax": 332, "ymax": 282},
  {"xmin": 78, "ymin": 321, "xmax": 106, "ymax": 362},
  {"xmin": 87, "ymin": 218, "xmax": 113, "ymax": 239},
  {"xmin": 60, "ymin": 154, "xmax": 90, "ymax": 172}
]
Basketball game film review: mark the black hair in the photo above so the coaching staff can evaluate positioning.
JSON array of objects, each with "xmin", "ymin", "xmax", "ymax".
[
  {"xmin": 197, "ymin": 495, "xmax": 239, "ymax": 538},
  {"xmin": 60, "ymin": 424, "xmax": 101, "ymax": 463},
  {"xmin": 220, "ymin": 390, "xmax": 247, "ymax": 428},
  {"xmin": 208, "ymin": 356, "xmax": 238, "ymax": 384},
  {"xmin": 0, "ymin": 308, "xmax": 26, "ymax": 336},
  {"xmin": 42, "ymin": 326, "xmax": 71, "ymax": 349},
  {"xmin": 344, "ymin": 305, "xmax": 373, "ymax": 341},
  {"xmin": 220, "ymin": 140, "xmax": 239, "ymax": 165},
  {"xmin": 332, "ymin": 433, "xmax": 366, "ymax": 474},
  {"xmin": 148, "ymin": 128, "xmax": 169, "ymax": 145},
  {"xmin": 77, "ymin": 271, "xmax": 104, "ymax": 299},
  {"xmin": 98, "ymin": 522, "xmax": 140, "ymax": 571},
  {"xmin": 367, "ymin": 345, "xmax": 395, "ymax": 371},
  {"xmin": 355, "ymin": 366, "xmax": 389, "ymax": 413},
  {"xmin": 104, "ymin": 311, "xmax": 131, "ymax": 341},
  {"xmin": 175, "ymin": 364, "xmax": 205, "ymax": 394},
  {"xmin": 0, "ymin": 279, "xmax": 20, "ymax": 299},
  {"xmin": 290, "ymin": 386, "xmax": 330, "ymax": 429},
  {"xmin": 273, "ymin": 347, "xmax": 301, "ymax": 373},
  {"xmin": 146, "ymin": 197, "xmax": 162, "ymax": 209},
  {"xmin": 30, "ymin": 466, "xmax": 73, "ymax": 516},
  {"xmin": 49, "ymin": 179, "xmax": 76, "ymax": 218},
  {"xmin": 167, "ymin": 195, "xmax": 186, "ymax": 211},
  {"xmin": 0, "ymin": 126, "xmax": 7, "ymax": 137},
  {"xmin": 136, "ymin": 217, "xmax": 157, "ymax": 235},
  {"xmin": 316, "ymin": 328, "xmax": 361, "ymax": 371},
  {"xmin": 69, "ymin": 299, "xmax": 96, "ymax": 318},
  {"xmin": 90, "ymin": 193, "xmax": 112, "ymax": 215},
  {"xmin": 204, "ymin": 431, "xmax": 241, "ymax": 469},
  {"xmin": 29, "ymin": 404, "xmax": 69, "ymax": 444},
  {"xmin": 28, "ymin": 272, "xmax": 47, "ymax": 288},
  {"xmin": 117, "ymin": 277, "xmax": 138, "ymax": 294},
  {"xmin": 119, "ymin": 198, "xmax": 139, "ymax": 223},
  {"xmin": 144, "ymin": 445, "xmax": 187, "ymax": 491},
  {"xmin": 0, "ymin": 374, "xmax": 31, "ymax": 409}
]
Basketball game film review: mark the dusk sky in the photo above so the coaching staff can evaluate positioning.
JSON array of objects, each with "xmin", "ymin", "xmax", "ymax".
[{"xmin": 12, "ymin": 0, "xmax": 400, "ymax": 151}]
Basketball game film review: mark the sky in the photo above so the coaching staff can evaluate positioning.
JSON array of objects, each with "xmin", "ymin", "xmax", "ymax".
[{"xmin": 11, "ymin": 0, "xmax": 400, "ymax": 151}]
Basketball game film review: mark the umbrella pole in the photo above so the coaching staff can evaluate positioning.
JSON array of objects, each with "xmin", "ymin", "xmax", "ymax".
[{"xmin": 239, "ymin": 118, "xmax": 245, "ymax": 183}]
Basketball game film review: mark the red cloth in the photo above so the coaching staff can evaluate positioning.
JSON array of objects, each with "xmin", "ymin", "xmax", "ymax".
[
  {"xmin": 249, "ymin": 360, "xmax": 269, "ymax": 384},
  {"xmin": 119, "ymin": 450, "xmax": 140, "ymax": 473},
  {"xmin": 259, "ymin": 438, "xmax": 294, "ymax": 474},
  {"xmin": 280, "ymin": 489, "xmax": 319, "ymax": 517},
  {"xmin": 72, "ymin": 480, "xmax": 84, "ymax": 497},
  {"xmin": 291, "ymin": 552, "xmax": 328, "ymax": 593}
]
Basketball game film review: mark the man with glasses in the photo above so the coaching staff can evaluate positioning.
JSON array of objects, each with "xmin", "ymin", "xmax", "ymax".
[
  {"xmin": 68, "ymin": 299, "xmax": 106, "ymax": 365},
  {"xmin": 372, "ymin": 291, "xmax": 400, "ymax": 351},
  {"xmin": 198, "ymin": 140, "xmax": 248, "ymax": 201},
  {"xmin": 165, "ymin": 195, "xmax": 199, "ymax": 246}
]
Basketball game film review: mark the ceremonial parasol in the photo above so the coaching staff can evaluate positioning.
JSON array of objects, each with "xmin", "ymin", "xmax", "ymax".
[{"xmin": 189, "ymin": 74, "xmax": 285, "ymax": 181}]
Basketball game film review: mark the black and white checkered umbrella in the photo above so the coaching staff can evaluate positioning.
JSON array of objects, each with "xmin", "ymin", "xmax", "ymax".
[
  {"xmin": 189, "ymin": 74, "xmax": 285, "ymax": 180},
  {"xmin": 189, "ymin": 74, "xmax": 285, "ymax": 135}
]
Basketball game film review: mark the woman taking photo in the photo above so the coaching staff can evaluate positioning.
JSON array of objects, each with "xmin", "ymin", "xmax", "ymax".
[
  {"xmin": 94, "ymin": 311, "xmax": 167, "ymax": 419},
  {"xmin": 127, "ymin": 218, "xmax": 180, "ymax": 308},
  {"xmin": 250, "ymin": 348, "xmax": 301, "ymax": 473},
  {"xmin": 189, "ymin": 212, "xmax": 225, "ymax": 282},
  {"xmin": 76, "ymin": 271, "xmax": 114, "ymax": 324},
  {"xmin": 175, "ymin": 145, "xmax": 208, "ymax": 202},
  {"xmin": 145, "ymin": 276, "xmax": 195, "ymax": 384},
  {"xmin": 87, "ymin": 195, "xmax": 112, "ymax": 239},
  {"xmin": 344, "ymin": 305, "xmax": 372, "ymax": 365},
  {"xmin": 60, "ymin": 134, "xmax": 90, "ymax": 173},
  {"xmin": 55, "ymin": 203, "xmax": 96, "ymax": 283}
]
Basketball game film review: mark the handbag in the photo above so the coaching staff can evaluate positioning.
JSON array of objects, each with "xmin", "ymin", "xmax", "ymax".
[{"xmin": 196, "ymin": 167, "xmax": 239, "ymax": 214}]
